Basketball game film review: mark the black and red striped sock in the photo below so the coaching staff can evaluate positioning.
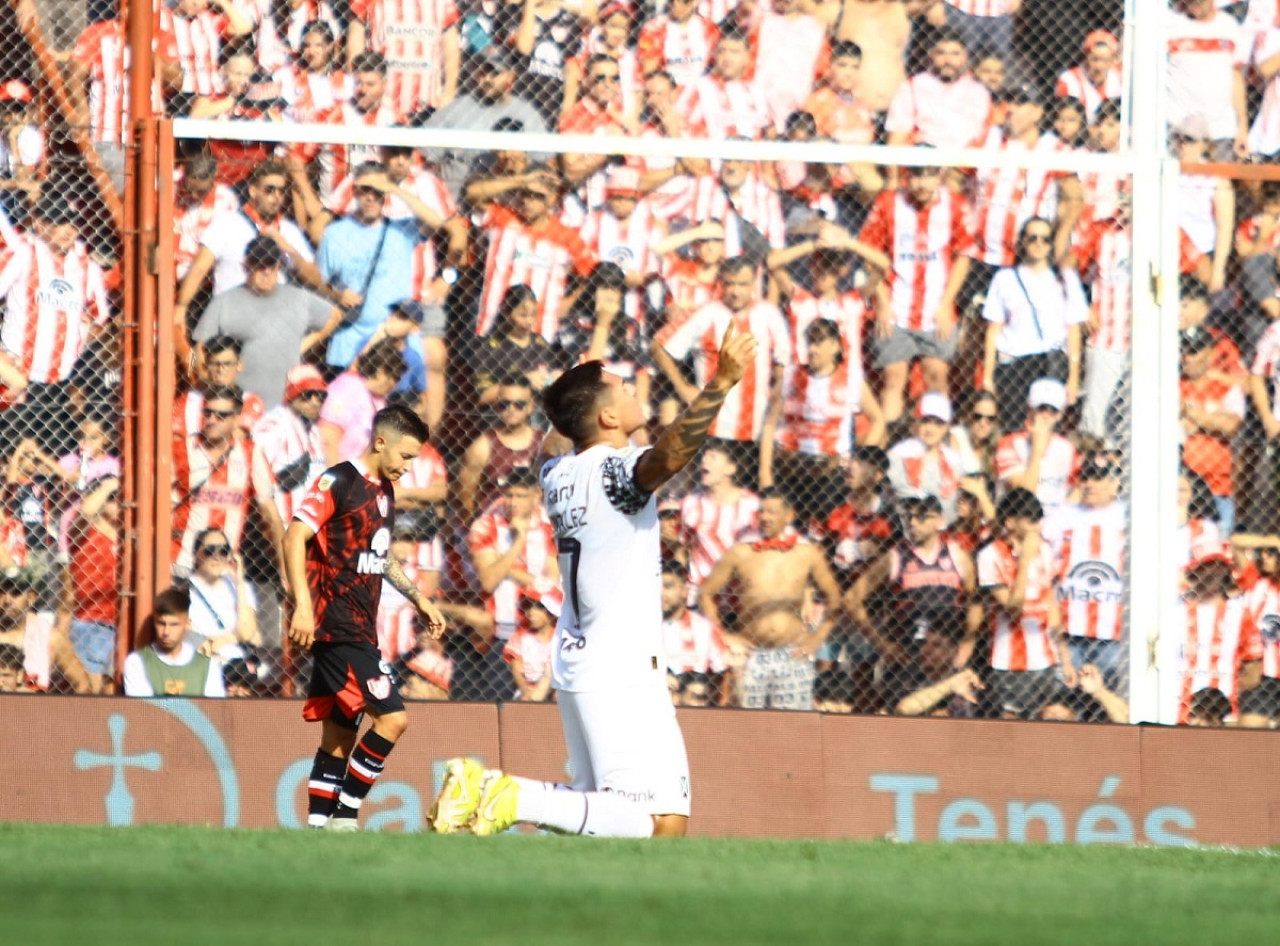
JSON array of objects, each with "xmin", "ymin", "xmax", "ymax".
[
  {"xmin": 332, "ymin": 731, "xmax": 396, "ymax": 821},
  {"xmin": 307, "ymin": 750, "xmax": 347, "ymax": 827}
]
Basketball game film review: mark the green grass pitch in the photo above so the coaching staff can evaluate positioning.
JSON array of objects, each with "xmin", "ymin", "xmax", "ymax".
[{"xmin": 1, "ymin": 823, "xmax": 1276, "ymax": 945}]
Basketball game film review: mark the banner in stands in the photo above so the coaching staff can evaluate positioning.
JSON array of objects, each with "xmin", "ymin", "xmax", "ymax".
[{"xmin": 4, "ymin": 697, "xmax": 1276, "ymax": 846}]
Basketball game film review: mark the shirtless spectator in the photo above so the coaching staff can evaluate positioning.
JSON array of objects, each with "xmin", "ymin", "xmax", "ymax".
[
  {"xmin": 700, "ymin": 489, "xmax": 843, "ymax": 710},
  {"xmin": 977, "ymin": 487, "xmax": 1074, "ymax": 719},
  {"xmin": 848, "ymin": 493, "xmax": 976, "ymax": 704},
  {"xmin": 678, "ymin": 442, "xmax": 760, "ymax": 596},
  {"xmin": 637, "ymin": 0, "xmax": 720, "ymax": 91},
  {"xmin": 857, "ymin": 164, "xmax": 973, "ymax": 423},
  {"xmin": 885, "ymin": 27, "xmax": 991, "ymax": 149},
  {"xmin": 1056, "ymin": 30, "xmax": 1123, "ymax": 122},
  {"xmin": 467, "ymin": 466, "xmax": 558, "ymax": 647},
  {"xmin": 835, "ymin": 0, "xmax": 910, "ymax": 115},
  {"xmin": 661, "ymin": 558, "xmax": 727, "ymax": 697},
  {"xmin": 995, "ymin": 379, "xmax": 1079, "ymax": 519},
  {"xmin": 346, "ymin": 0, "xmax": 461, "ymax": 118},
  {"xmin": 457, "ymin": 375, "xmax": 540, "ymax": 521},
  {"xmin": 888, "ymin": 393, "xmax": 969, "ymax": 524},
  {"xmin": 1167, "ymin": 0, "xmax": 1249, "ymax": 161},
  {"xmin": 676, "ymin": 29, "xmax": 770, "ymax": 141},
  {"xmin": 176, "ymin": 161, "xmax": 322, "ymax": 325}
]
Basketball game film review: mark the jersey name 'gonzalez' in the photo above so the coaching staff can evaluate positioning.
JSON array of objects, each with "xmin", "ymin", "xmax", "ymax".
[{"xmin": 540, "ymin": 443, "xmax": 665, "ymax": 693}]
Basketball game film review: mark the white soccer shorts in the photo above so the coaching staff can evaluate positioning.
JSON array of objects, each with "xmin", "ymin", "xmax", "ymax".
[{"xmin": 557, "ymin": 684, "xmax": 692, "ymax": 817}]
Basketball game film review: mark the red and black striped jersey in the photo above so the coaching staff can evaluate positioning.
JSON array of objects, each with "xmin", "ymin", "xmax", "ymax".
[{"xmin": 294, "ymin": 459, "xmax": 395, "ymax": 646}]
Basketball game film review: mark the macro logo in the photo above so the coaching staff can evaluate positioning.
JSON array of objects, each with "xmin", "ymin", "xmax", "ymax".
[
  {"xmin": 1260, "ymin": 614, "xmax": 1280, "ymax": 643},
  {"xmin": 357, "ymin": 527, "xmax": 391, "ymax": 574},
  {"xmin": 73, "ymin": 703, "xmax": 240, "ymax": 827},
  {"xmin": 36, "ymin": 277, "xmax": 82, "ymax": 314},
  {"xmin": 1060, "ymin": 561, "xmax": 1123, "ymax": 604}
]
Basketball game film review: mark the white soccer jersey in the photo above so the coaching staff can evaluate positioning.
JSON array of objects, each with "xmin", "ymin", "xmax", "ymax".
[
  {"xmin": 541, "ymin": 444, "xmax": 665, "ymax": 692},
  {"xmin": 199, "ymin": 211, "xmax": 315, "ymax": 296},
  {"xmin": 1046, "ymin": 500, "xmax": 1127, "ymax": 642}
]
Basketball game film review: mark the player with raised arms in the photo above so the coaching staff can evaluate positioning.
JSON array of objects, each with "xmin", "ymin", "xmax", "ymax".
[
  {"xmin": 430, "ymin": 323, "xmax": 758, "ymax": 838},
  {"xmin": 285, "ymin": 403, "xmax": 447, "ymax": 831}
]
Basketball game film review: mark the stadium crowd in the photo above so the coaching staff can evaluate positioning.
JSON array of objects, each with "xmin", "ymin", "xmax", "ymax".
[{"xmin": 2, "ymin": 0, "xmax": 1280, "ymax": 728}]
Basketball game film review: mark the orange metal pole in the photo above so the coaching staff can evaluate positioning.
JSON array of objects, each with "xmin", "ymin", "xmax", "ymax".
[
  {"xmin": 131, "ymin": 116, "xmax": 159, "ymax": 650},
  {"xmin": 155, "ymin": 120, "xmax": 177, "ymax": 585}
]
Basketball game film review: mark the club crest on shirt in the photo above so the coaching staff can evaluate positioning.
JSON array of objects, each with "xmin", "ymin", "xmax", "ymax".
[
  {"xmin": 367, "ymin": 675, "xmax": 391, "ymax": 700},
  {"xmin": 377, "ymin": 494, "xmax": 388, "ymax": 517},
  {"xmin": 316, "ymin": 473, "xmax": 335, "ymax": 491}
]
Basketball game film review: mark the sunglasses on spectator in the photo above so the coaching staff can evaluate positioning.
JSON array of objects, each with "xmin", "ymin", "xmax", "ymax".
[
  {"xmin": 497, "ymin": 399, "xmax": 530, "ymax": 410},
  {"xmin": 972, "ymin": 412, "xmax": 997, "ymax": 422},
  {"xmin": 299, "ymin": 390, "xmax": 325, "ymax": 401},
  {"xmin": 199, "ymin": 544, "xmax": 232, "ymax": 556},
  {"xmin": 354, "ymin": 185, "xmax": 383, "ymax": 197},
  {"xmin": 258, "ymin": 184, "xmax": 287, "ymax": 195},
  {"xmin": 1022, "ymin": 233, "xmax": 1052, "ymax": 244},
  {"xmin": 204, "ymin": 408, "xmax": 237, "ymax": 420},
  {"xmin": 207, "ymin": 358, "xmax": 239, "ymax": 369},
  {"xmin": 592, "ymin": 72, "xmax": 621, "ymax": 82}
]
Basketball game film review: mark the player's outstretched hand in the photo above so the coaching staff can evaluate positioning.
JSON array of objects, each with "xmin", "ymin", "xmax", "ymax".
[
  {"xmin": 712, "ymin": 321, "xmax": 758, "ymax": 389},
  {"xmin": 419, "ymin": 600, "xmax": 448, "ymax": 640},
  {"xmin": 289, "ymin": 608, "xmax": 316, "ymax": 651}
]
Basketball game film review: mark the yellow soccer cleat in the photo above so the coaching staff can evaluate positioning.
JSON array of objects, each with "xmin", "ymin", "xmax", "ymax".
[
  {"xmin": 469, "ymin": 771, "xmax": 520, "ymax": 837},
  {"xmin": 429, "ymin": 757, "xmax": 487, "ymax": 834}
]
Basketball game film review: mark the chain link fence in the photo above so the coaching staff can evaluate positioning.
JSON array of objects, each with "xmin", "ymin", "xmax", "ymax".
[
  {"xmin": 0, "ymin": 0, "xmax": 127, "ymax": 696},
  {"xmin": 15, "ymin": 0, "xmax": 1270, "ymax": 730}
]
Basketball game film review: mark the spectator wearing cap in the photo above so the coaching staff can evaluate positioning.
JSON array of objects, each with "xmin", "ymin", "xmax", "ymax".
[
  {"xmin": 1167, "ymin": 0, "xmax": 1249, "ymax": 162},
  {"xmin": 352, "ymin": 298, "xmax": 431, "ymax": 417},
  {"xmin": 1181, "ymin": 325, "xmax": 1244, "ymax": 536},
  {"xmin": 466, "ymin": 464, "xmax": 558, "ymax": 644},
  {"xmin": 423, "ymin": 45, "xmax": 549, "ymax": 197},
  {"xmin": 1167, "ymin": 553, "xmax": 1261, "ymax": 724},
  {"xmin": 981, "ymin": 215, "xmax": 1088, "ymax": 432},
  {"xmin": 576, "ymin": 167, "xmax": 665, "ymax": 321},
  {"xmin": 502, "ymin": 587, "xmax": 561, "ymax": 701},
  {"xmin": 848, "ymin": 492, "xmax": 977, "ymax": 705},
  {"xmin": 810, "ymin": 445, "xmax": 900, "ymax": 584},
  {"xmin": 1055, "ymin": 29, "xmax": 1123, "ymax": 122},
  {"xmin": 887, "ymin": 393, "xmax": 967, "ymax": 525},
  {"xmin": 563, "ymin": 1, "xmax": 642, "ymax": 122},
  {"xmin": 123, "ymin": 587, "xmax": 227, "ymax": 698},
  {"xmin": 994, "ymin": 378, "xmax": 1079, "ymax": 519},
  {"xmin": 0, "ymin": 79, "xmax": 44, "ymax": 219},
  {"xmin": 458, "ymin": 374, "xmax": 539, "ymax": 521},
  {"xmin": 885, "ymin": 27, "xmax": 991, "ymax": 149},
  {"xmin": 857, "ymin": 163, "xmax": 974, "ymax": 424},
  {"xmin": 251, "ymin": 364, "xmax": 329, "ymax": 524},
  {"xmin": 176, "ymin": 160, "xmax": 323, "ymax": 319},
  {"xmin": 976, "ymin": 486, "xmax": 1073, "ymax": 718},
  {"xmin": 345, "ymin": 0, "xmax": 461, "ymax": 118},
  {"xmin": 191, "ymin": 235, "xmax": 342, "ymax": 407},
  {"xmin": 1172, "ymin": 114, "xmax": 1234, "ymax": 295},
  {"xmin": 1043, "ymin": 454, "xmax": 1127, "ymax": 695},
  {"xmin": 0, "ymin": 192, "xmax": 110, "ymax": 456}
]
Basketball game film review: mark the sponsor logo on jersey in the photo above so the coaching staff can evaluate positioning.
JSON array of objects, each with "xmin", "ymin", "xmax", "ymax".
[
  {"xmin": 316, "ymin": 473, "xmax": 335, "ymax": 491},
  {"xmin": 367, "ymin": 675, "xmax": 391, "ymax": 700},
  {"xmin": 1059, "ymin": 561, "xmax": 1124, "ymax": 603},
  {"xmin": 357, "ymin": 527, "xmax": 392, "ymax": 575},
  {"xmin": 376, "ymin": 494, "xmax": 388, "ymax": 517},
  {"xmin": 1261, "ymin": 614, "xmax": 1280, "ymax": 643}
]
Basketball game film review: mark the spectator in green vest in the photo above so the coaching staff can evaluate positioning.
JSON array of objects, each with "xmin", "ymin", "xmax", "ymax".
[{"xmin": 122, "ymin": 587, "xmax": 226, "ymax": 698}]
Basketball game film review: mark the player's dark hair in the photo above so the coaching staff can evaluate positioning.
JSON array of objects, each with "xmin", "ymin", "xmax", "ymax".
[
  {"xmin": 373, "ymin": 403, "xmax": 429, "ymax": 444},
  {"xmin": 154, "ymin": 586, "xmax": 191, "ymax": 618},
  {"xmin": 249, "ymin": 159, "xmax": 289, "ymax": 185},
  {"xmin": 203, "ymin": 335, "xmax": 242, "ymax": 359},
  {"xmin": 804, "ymin": 318, "xmax": 843, "ymax": 357},
  {"xmin": 931, "ymin": 26, "xmax": 966, "ymax": 49},
  {"xmin": 661, "ymin": 558, "xmax": 689, "ymax": 581},
  {"xmin": 544, "ymin": 360, "xmax": 611, "ymax": 445},
  {"xmin": 358, "ymin": 340, "xmax": 407, "ymax": 381},
  {"xmin": 202, "ymin": 384, "xmax": 244, "ymax": 409}
]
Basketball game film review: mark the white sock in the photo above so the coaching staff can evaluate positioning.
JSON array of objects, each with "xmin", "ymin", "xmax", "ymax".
[{"xmin": 512, "ymin": 779, "xmax": 653, "ymax": 838}]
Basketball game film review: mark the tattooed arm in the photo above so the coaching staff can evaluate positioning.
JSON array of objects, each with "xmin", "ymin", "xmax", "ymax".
[
  {"xmin": 635, "ymin": 323, "xmax": 759, "ymax": 494},
  {"xmin": 384, "ymin": 556, "xmax": 448, "ymax": 639}
]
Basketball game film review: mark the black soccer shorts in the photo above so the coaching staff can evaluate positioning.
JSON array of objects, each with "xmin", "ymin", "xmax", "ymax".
[{"xmin": 302, "ymin": 640, "xmax": 405, "ymax": 729}]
